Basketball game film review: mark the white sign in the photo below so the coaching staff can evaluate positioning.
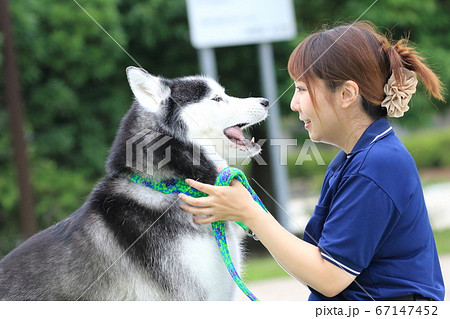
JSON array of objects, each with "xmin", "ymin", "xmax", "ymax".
[{"xmin": 186, "ymin": 0, "xmax": 297, "ymax": 49}]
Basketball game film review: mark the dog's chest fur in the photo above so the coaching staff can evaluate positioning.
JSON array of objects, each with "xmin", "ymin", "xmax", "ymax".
[
  {"xmin": 87, "ymin": 177, "xmax": 242, "ymax": 301},
  {"xmin": 107, "ymin": 232, "xmax": 241, "ymax": 301}
]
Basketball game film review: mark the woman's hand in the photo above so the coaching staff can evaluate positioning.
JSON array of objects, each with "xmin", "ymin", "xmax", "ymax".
[
  {"xmin": 178, "ymin": 178, "xmax": 262, "ymax": 225},
  {"xmin": 179, "ymin": 173, "xmax": 356, "ymax": 297}
]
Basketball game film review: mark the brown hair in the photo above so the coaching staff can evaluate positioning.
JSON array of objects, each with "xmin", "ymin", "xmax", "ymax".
[{"xmin": 288, "ymin": 21, "xmax": 445, "ymax": 119}]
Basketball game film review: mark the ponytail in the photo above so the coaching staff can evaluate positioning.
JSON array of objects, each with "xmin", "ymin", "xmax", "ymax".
[{"xmin": 386, "ymin": 39, "xmax": 445, "ymax": 102}]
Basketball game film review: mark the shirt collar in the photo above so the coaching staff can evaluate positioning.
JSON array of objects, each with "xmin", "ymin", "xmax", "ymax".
[
  {"xmin": 347, "ymin": 117, "xmax": 393, "ymax": 158},
  {"xmin": 326, "ymin": 118, "xmax": 394, "ymax": 172}
]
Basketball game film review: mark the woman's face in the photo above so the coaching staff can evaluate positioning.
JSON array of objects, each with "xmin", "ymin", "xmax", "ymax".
[{"xmin": 290, "ymin": 79, "xmax": 341, "ymax": 145}]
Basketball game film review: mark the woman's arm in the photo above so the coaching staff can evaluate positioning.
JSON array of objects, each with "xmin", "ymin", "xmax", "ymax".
[{"xmin": 178, "ymin": 179, "xmax": 356, "ymax": 297}]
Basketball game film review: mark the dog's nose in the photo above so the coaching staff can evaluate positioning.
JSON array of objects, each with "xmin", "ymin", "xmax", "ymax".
[{"xmin": 260, "ymin": 98, "xmax": 269, "ymax": 108}]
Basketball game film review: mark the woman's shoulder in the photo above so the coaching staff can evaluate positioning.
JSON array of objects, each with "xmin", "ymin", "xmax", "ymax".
[
  {"xmin": 359, "ymin": 134, "xmax": 416, "ymax": 176},
  {"xmin": 349, "ymin": 134, "xmax": 420, "ymax": 204}
]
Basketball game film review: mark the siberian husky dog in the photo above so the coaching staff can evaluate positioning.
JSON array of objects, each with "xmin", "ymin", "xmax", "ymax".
[{"xmin": 0, "ymin": 67, "xmax": 269, "ymax": 300}]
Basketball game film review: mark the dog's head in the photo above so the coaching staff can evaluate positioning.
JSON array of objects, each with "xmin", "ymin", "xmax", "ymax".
[{"xmin": 125, "ymin": 67, "xmax": 268, "ymax": 167}]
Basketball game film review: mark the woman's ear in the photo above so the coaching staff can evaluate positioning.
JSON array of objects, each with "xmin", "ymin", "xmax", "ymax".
[{"xmin": 340, "ymin": 80, "xmax": 359, "ymax": 108}]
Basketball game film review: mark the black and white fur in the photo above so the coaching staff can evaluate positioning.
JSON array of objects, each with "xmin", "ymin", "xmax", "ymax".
[{"xmin": 0, "ymin": 67, "xmax": 268, "ymax": 300}]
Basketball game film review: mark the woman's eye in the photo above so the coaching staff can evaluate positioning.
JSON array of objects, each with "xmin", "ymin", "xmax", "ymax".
[
  {"xmin": 296, "ymin": 87, "xmax": 306, "ymax": 92},
  {"xmin": 212, "ymin": 96, "xmax": 223, "ymax": 102}
]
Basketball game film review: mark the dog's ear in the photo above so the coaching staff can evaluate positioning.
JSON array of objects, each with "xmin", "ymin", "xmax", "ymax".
[{"xmin": 126, "ymin": 66, "xmax": 170, "ymax": 112}]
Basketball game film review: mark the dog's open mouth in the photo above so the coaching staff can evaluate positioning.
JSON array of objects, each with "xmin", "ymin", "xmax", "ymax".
[{"xmin": 223, "ymin": 123, "xmax": 259, "ymax": 151}]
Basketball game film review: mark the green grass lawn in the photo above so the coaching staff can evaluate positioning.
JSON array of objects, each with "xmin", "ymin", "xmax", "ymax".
[
  {"xmin": 434, "ymin": 228, "xmax": 450, "ymax": 255},
  {"xmin": 243, "ymin": 254, "xmax": 289, "ymax": 282},
  {"xmin": 243, "ymin": 228, "xmax": 450, "ymax": 282}
]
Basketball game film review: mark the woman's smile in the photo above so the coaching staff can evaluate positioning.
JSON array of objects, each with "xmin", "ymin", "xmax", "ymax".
[{"xmin": 303, "ymin": 118, "xmax": 312, "ymax": 129}]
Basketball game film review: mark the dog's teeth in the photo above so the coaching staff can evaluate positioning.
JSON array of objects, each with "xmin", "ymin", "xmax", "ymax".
[{"xmin": 251, "ymin": 137, "xmax": 255, "ymax": 144}]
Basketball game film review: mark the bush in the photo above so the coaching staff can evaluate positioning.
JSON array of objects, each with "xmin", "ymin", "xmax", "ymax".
[
  {"xmin": 402, "ymin": 128, "xmax": 450, "ymax": 169},
  {"xmin": 287, "ymin": 141, "xmax": 339, "ymax": 179}
]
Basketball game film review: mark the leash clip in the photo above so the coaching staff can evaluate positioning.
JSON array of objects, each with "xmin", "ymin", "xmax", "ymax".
[{"xmin": 245, "ymin": 229, "xmax": 259, "ymax": 241}]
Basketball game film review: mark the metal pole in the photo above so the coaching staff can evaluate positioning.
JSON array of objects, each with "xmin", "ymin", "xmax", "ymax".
[
  {"xmin": 257, "ymin": 42, "xmax": 291, "ymax": 231},
  {"xmin": 198, "ymin": 48, "xmax": 218, "ymax": 80},
  {"xmin": 0, "ymin": 0, "xmax": 37, "ymax": 238}
]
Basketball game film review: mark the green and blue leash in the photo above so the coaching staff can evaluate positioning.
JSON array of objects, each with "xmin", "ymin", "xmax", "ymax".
[{"xmin": 130, "ymin": 167, "xmax": 268, "ymax": 301}]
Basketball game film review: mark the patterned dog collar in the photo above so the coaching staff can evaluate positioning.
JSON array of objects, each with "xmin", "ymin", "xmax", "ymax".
[{"xmin": 130, "ymin": 174, "xmax": 207, "ymax": 198}]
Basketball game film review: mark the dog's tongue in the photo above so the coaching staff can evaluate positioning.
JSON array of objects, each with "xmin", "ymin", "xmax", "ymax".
[{"xmin": 224, "ymin": 126, "xmax": 245, "ymax": 141}]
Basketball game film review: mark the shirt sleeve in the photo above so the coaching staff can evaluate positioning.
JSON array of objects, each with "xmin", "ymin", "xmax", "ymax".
[{"xmin": 318, "ymin": 174, "xmax": 399, "ymax": 276}]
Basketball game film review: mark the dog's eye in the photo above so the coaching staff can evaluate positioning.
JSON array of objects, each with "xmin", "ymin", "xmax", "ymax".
[{"xmin": 211, "ymin": 96, "xmax": 223, "ymax": 102}]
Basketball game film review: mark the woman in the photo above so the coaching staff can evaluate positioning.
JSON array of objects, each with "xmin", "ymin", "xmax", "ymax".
[{"xmin": 179, "ymin": 21, "xmax": 445, "ymax": 301}]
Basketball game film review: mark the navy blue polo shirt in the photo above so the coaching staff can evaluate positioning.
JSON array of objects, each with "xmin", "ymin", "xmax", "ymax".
[{"xmin": 303, "ymin": 118, "xmax": 445, "ymax": 301}]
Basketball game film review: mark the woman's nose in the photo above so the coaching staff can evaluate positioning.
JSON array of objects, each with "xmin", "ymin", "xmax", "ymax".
[{"xmin": 290, "ymin": 96, "xmax": 300, "ymax": 112}]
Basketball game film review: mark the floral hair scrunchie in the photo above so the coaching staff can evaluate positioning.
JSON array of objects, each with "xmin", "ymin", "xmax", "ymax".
[{"xmin": 381, "ymin": 68, "xmax": 418, "ymax": 118}]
